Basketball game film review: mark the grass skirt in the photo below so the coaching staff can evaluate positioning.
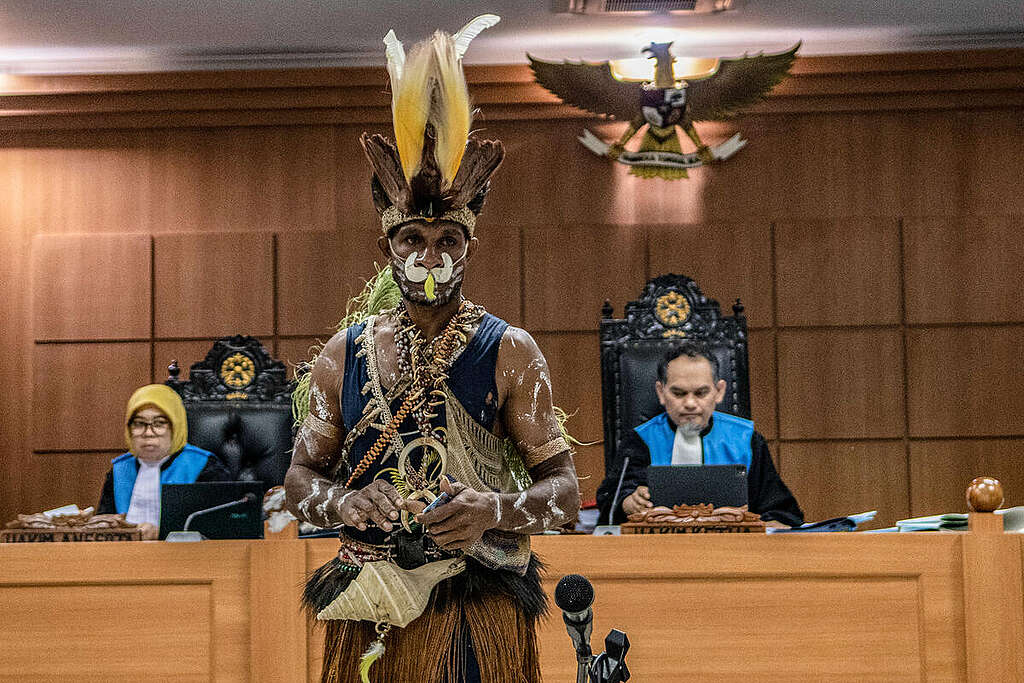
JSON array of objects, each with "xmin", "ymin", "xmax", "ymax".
[
  {"xmin": 318, "ymin": 580, "xmax": 542, "ymax": 683},
  {"xmin": 311, "ymin": 555, "xmax": 546, "ymax": 683}
]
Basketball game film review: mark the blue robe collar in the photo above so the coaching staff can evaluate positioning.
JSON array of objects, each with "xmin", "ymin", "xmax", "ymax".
[{"xmin": 635, "ymin": 411, "xmax": 754, "ymax": 468}]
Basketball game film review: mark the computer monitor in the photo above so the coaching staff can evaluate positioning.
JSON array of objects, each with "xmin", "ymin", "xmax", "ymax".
[
  {"xmin": 647, "ymin": 465, "xmax": 748, "ymax": 508},
  {"xmin": 159, "ymin": 481, "xmax": 264, "ymax": 540}
]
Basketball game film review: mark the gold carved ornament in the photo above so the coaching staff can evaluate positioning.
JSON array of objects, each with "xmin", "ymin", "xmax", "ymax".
[
  {"xmin": 220, "ymin": 353, "xmax": 256, "ymax": 389},
  {"xmin": 655, "ymin": 292, "xmax": 691, "ymax": 337}
]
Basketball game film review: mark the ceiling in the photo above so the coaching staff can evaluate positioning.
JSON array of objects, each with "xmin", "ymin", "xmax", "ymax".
[{"xmin": 1, "ymin": 0, "xmax": 1022, "ymax": 75}]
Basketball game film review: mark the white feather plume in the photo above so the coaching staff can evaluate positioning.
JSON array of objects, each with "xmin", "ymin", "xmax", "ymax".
[
  {"xmin": 453, "ymin": 14, "xmax": 500, "ymax": 59},
  {"xmin": 383, "ymin": 29, "xmax": 405, "ymax": 81}
]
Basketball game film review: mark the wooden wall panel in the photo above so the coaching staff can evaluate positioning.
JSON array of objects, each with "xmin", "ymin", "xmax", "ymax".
[
  {"xmin": 898, "ymin": 111, "xmax": 962, "ymax": 218},
  {"xmin": 462, "ymin": 223, "xmax": 523, "ymax": 326},
  {"xmin": 153, "ymin": 339, "xmax": 227, "ymax": 382},
  {"xmin": 776, "ymin": 217, "xmax": 901, "ymax": 326},
  {"xmin": 17, "ymin": 130, "xmax": 159, "ymax": 236},
  {"xmin": 778, "ymin": 329, "xmax": 905, "ymax": 439},
  {"xmin": 332, "ymin": 123, "xmax": 387, "ymax": 233},
  {"xmin": 277, "ymin": 337, "xmax": 325, "ymax": 379},
  {"xmin": 31, "ymin": 233, "xmax": 152, "ymax": 340},
  {"xmin": 747, "ymin": 330, "xmax": 777, "ymax": 440},
  {"xmin": 907, "ymin": 326, "xmax": 1024, "ymax": 438},
  {"xmin": 154, "ymin": 232, "xmax": 274, "ymax": 338},
  {"xmin": 904, "ymin": 215, "xmax": 1024, "ymax": 324},
  {"xmin": 683, "ymin": 113, "xmax": 913, "ymax": 221},
  {"xmin": 0, "ymin": 145, "xmax": 34, "ymax": 524},
  {"xmin": 523, "ymin": 223, "xmax": 646, "ymax": 331},
  {"xmin": 961, "ymin": 110, "xmax": 1024, "ymax": 216},
  {"xmin": 536, "ymin": 331, "xmax": 604, "ymax": 504},
  {"xmin": 648, "ymin": 221, "xmax": 773, "ymax": 328},
  {"xmin": 18, "ymin": 452, "xmax": 119, "ymax": 514},
  {"xmin": 485, "ymin": 120, "xmax": 652, "ymax": 227},
  {"xmin": 276, "ymin": 231, "xmax": 380, "ymax": 337},
  {"xmin": 32, "ymin": 342, "xmax": 150, "ymax": 451},
  {"xmin": 148, "ymin": 126, "xmax": 339, "ymax": 235},
  {"xmin": 909, "ymin": 439, "xmax": 1024, "ymax": 517},
  {"xmin": 780, "ymin": 441, "xmax": 910, "ymax": 528}
]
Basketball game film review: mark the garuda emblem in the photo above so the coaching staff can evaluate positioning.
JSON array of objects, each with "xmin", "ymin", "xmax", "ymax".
[{"xmin": 528, "ymin": 42, "xmax": 799, "ymax": 180}]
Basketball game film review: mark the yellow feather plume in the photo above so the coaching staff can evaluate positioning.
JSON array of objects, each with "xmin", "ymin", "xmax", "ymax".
[
  {"xmin": 385, "ymin": 17, "xmax": 498, "ymax": 189},
  {"xmin": 389, "ymin": 39, "xmax": 433, "ymax": 184},
  {"xmin": 430, "ymin": 32, "xmax": 472, "ymax": 188}
]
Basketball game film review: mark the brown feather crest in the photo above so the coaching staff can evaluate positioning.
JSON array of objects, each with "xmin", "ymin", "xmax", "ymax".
[
  {"xmin": 448, "ymin": 138, "xmax": 505, "ymax": 210},
  {"xmin": 360, "ymin": 133, "xmax": 413, "ymax": 213}
]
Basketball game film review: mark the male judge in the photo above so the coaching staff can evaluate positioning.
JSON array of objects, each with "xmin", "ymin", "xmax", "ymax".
[{"xmin": 596, "ymin": 341, "xmax": 803, "ymax": 527}]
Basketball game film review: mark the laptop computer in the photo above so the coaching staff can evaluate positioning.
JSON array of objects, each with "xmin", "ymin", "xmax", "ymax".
[
  {"xmin": 159, "ymin": 481, "xmax": 264, "ymax": 540},
  {"xmin": 647, "ymin": 465, "xmax": 748, "ymax": 508}
]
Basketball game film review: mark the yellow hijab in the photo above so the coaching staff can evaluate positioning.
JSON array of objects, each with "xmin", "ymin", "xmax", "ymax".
[{"xmin": 124, "ymin": 384, "xmax": 188, "ymax": 455}]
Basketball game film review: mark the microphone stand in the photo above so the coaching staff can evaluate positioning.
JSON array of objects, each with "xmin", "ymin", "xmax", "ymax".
[
  {"xmin": 183, "ymin": 494, "xmax": 254, "ymax": 532},
  {"xmin": 166, "ymin": 494, "xmax": 255, "ymax": 542},
  {"xmin": 556, "ymin": 575, "xmax": 631, "ymax": 683},
  {"xmin": 565, "ymin": 613, "xmax": 593, "ymax": 683},
  {"xmin": 590, "ymin": 629, "xmax": 631, "ymax": 683}
]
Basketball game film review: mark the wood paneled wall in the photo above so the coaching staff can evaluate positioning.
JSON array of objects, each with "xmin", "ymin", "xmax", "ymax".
[{"xmin": 2, "ymin": 50, "xmax": 1023, "ymax": 528}]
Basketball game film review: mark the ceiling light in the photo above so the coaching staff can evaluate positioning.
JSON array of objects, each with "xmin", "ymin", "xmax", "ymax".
[{"xmin": 609, "ymin": 56, "xmax": 719, "ymax": 82}]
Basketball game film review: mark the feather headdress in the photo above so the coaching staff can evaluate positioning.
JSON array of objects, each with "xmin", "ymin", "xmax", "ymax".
[{"xmin": 363, "ymin": 14, "xmax": 504, "ymax": 236}]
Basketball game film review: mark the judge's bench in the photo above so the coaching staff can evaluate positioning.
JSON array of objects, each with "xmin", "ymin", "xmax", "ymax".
[
  {"xmin": 2, "ymin": 529, "xmax": 1022, "ymax": 681},
  {"xmin": 5, "ymin": 280, "xmax": 1021, "ymax": 680}
]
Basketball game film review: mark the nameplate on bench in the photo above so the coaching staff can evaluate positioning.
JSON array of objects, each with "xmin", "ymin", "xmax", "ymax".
[{"xmin": 2, "ymin": 510, "xmax": 142, "ymax": 542}]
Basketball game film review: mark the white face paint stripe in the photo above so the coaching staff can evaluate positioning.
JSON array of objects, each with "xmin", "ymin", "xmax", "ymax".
[
  {"xmin": 403, "ymin": 251, "xmax": 429, "ymax": 283},
  {"xmin": 434, "ymin": 252, "xmax": 454, "ymax": 283},
  {"xmin": 390, "ymin": 243, "xmax": 467, "ymax": 285}
]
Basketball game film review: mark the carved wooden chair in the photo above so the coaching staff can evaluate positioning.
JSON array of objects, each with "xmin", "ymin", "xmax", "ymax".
[
  {"xmin": 599, "ymin": 274, "xmax": 751, "ymax": 478},
  {"xmin": 166, "ymin": 336, "xmax": 295, "ymax": 494}
]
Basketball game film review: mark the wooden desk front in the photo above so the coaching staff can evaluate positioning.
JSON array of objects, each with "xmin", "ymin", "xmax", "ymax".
[{"xmin": 1, "ymin": 534, "xmax": 1021, "ymax": 681}]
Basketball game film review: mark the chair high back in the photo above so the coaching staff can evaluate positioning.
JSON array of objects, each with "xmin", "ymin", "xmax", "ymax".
[
  {"xmin": 600, "ymin": 274, "xmax": 751, "ymax": 476},
  {"xmin": 166, "ymin": 335, "xmax": 294, "ymax": 495}
]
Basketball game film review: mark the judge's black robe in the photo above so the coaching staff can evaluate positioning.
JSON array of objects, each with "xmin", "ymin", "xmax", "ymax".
[{"xmin": 595, "ymin": 415, "xmax": 804, "ymax": 527}]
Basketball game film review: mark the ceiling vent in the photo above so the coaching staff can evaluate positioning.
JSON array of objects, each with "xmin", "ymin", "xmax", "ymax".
[{"xmin": 553, "ymin": 0, "xmax": 735, "ymax": 14}]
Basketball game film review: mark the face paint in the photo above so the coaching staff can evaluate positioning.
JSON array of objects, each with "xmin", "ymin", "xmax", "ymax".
[{"xmin": 389, "ymin": 243, "xmax": 467, "ymax": 305}]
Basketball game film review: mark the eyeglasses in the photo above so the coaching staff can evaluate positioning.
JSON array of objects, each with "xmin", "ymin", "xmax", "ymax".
[{"xmin": 128, "ymin": 418, "xmax": 171, "ymax": 436}]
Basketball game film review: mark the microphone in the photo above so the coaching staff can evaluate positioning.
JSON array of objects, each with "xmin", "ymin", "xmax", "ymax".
[
  {"xmin": 166, "ymin": 493, "xmax": 258, "ymax": 542},
  {"xmin": 183, "ymin": 493, "xmax": 257, "ymax": 532},
  {"xmin": 555, "ymin": 574, "xmax": 595, "ymax": 683},
  {"xmin": 606, "ymin": 455, "xmax": 631, "ymax": 525}
]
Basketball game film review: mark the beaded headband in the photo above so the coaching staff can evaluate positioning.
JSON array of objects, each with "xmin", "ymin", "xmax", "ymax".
[{"xmin": 381, "ymin": 206, "xmax": 477, "ymax": 235}]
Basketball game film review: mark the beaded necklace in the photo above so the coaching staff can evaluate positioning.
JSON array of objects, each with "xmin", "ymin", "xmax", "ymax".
[{"xmin": 345, "ymin": 299, "xmax": 483, "ymax": 488}]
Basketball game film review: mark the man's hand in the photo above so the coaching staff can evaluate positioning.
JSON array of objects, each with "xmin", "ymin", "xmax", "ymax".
[
  {"xmin": 416, "ymin": 478, "xmax": 498, "ymax": 550},
  {"xmin": 338, "ymin": 479, "xmax": 405, "ymax": 532},
  {"xmin": 621, "ymin": 485, "xmax": 652, "ymax": 516}
]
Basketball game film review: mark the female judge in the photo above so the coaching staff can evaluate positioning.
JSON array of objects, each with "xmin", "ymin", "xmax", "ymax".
[{"xmin": 97, "ymin": 384, "xmax": 228, "ymax": 538}]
